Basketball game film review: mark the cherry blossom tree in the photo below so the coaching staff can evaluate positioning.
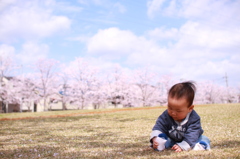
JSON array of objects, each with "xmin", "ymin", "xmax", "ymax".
[
  {"xmin": 6, "ymin": 77, "xmax": 24, "ymax": 112},
  {"xmin": 120, "ymin": 83, "xmax": 139, "ymax": 107},
  {"xmin": 2, "ymin": 55, "xmax": 240, "ymax": 113},
  {"xmin": 0, "ymin": 55, "xmax": 15, "ymax": 112},
  {"xmin": 133, "ymin": 67, "xmax": 159, "ymax": 107},
  {"xmin": 58, "ymin": 65, "xmax": 72, "ymax": 110},
  {"xmin": 67, "ymin": 58, "xmax": 98, "ymax": 109},
  {"xmin": 106, "ymin": 65, "xmax": 126, "ymax": 107},
  {"xmin": 156, "ymin": 75, "xmax": 172, "ymax": 106},
  {"xmin": 224, "ymin": 86, "xmax": 239, "ymax": 103},
  {"xmin": 90, "ymin": 78, "xmax": 108, "ymax": 109},
  {"xmin": 105, "ymin": 65, "xmax": 141, "ymax": 107},
  {"xmin": 195, "ymin": 81, "xmax": 232, "ymax": 104},
  {"xmin": 0, "ymin": 77, "xmax": 17, "ymax": 113},
  {"xmin": 0, "ymin": 55, "xmax": 15, "ymax": 81},
  {"xmin": 34, "ymin": 59, "xmax": 60, "ymax": 111},
  {"xmin": 9, "ymin": 75, "xmax": 39, "ymax": 112}
]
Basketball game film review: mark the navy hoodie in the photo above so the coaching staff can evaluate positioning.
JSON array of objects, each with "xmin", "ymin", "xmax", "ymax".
[{"xmin": 150, "ymin": 109, "xmax": 203, "ymax": 150}]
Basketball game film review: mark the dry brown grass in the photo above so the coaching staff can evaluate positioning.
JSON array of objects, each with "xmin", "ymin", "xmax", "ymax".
[{"xmin": 0, "ymin": 104, "xmax": 239, "ymax": 159}]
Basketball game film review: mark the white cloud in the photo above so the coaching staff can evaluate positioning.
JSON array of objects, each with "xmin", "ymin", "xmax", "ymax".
[
  {"xmin": 147, "ymin": 0, "xmax": 240, "ymax": 25},
  {"xmin": 147, "ymin": 0, "xmax": 166, "ymax": 18},
  {"xmin": 164, "ymin": 20, "xmax": 240, "ymax": 68},
  {"xmin": 114, "ymin": 2, "xmax": 126, "ymax": 14},
  {"xmin": 86, "ymin": 17, "xmax": 240, "ymax": 85},
  {"xmin": 0, "ymin": 44, "xmax": 15, "ymax": 57},
  {"xmin": 0, "ymin": 0, "xmax": 71, "ymax": 42},
  {"xmin": 0, "ymin": 0, "xmax": 16, "ymax": 11},
  {"xmin": 83, "ymin": 0, "xmax": 240, "ymax": 86},
  {"xmin": 179, "ymin": 0, "xmax": 240, "ymax": 25},
  {"xmin": 147, "ymin": 27, "xmax": 179, "ymax": 41},
  {"xmin": 148, "ymin": 20, "xmax": 240, "ymax": 84},
  {"xmin": 87, "ymin": 28, "xmax": 138, "ymax": 58},
  {"xmin": 16, "ymin": 42, "xmax": 49, "ymax": 64},
  {"xmin": 86, "ymin": 27, "xmax": 167, "ymax": 65},
  {"xmin": 173, "ymin": 60, "xmax": 240, "ymax": 85},
  {"xmin": 180, "ymin": 22, "xmax": 240, "ymax": 49},
  {"xmin": 0, "ymin": 42, "xmax": 49, "ymax": 68},
  {"xmin": 86, "ymin": 27, "xmax": 171, "ymax": 70}
]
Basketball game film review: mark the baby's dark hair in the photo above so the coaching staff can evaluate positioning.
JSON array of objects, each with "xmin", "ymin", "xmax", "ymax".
[{"xmin": 168, "ymin": 81, "xmax": 196, "ymax": 107}]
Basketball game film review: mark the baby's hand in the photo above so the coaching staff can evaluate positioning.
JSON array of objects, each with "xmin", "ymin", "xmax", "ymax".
[
  {"xmin": 152, "ymin": 137, "xmax": 159, "ymax": 149},
  {"xmin": 171, "ymin": 144, "xmax": 182, "ymax": 152}
]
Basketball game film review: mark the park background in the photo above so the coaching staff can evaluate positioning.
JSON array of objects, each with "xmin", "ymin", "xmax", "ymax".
[{"xmin": 0, "ymin": 1, "xmax": 240, "ymax": 158}]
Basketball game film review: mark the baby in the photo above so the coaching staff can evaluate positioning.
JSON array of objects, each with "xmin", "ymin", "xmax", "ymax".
[{"xmin": 150, "ymin": 81, "xmax": 210, "ymax": 152}]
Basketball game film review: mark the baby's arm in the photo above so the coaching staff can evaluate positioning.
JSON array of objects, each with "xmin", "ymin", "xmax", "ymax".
[
  {"xmin": 150, "ymin": 111, "xmax": 169, "ymax": 150},
  {"xmin": 178, "ymin": 116, "xmax": 203, "ymax": 151},
  {"xmin": 151, "ymin": 110, "xmax": 169, "ymax": 138}
]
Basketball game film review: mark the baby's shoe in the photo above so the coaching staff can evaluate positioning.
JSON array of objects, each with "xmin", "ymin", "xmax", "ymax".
[
  {"xmin": 193, "ymin": 141, "xmax": 208, "ymax": 151},
  {"xmin": 155, "ymin": 137, "xmax": 167, "ymax": 151}
]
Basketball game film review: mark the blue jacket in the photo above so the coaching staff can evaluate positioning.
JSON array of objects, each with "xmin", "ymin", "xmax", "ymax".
[{"xmin": 150, "ymin": 109, "xmax": 204, "ymax": 150}]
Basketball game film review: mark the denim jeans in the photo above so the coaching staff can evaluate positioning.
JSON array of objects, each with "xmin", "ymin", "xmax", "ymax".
[{"xmin": 164, "ymin": 135, "xmax": 211, "ymax": 150}]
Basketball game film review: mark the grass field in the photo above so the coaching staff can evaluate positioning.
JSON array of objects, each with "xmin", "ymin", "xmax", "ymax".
[{"xmin": 0, "ymin": 104, "xmax": 240, "ymax": 159}]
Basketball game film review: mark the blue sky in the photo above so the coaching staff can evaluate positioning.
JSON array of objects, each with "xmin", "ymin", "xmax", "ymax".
[{"xmin": 0, "ymin": 0, "xmax": 240, "ymax": 87}]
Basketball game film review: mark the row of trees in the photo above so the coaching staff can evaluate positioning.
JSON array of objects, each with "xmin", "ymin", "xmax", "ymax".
[{"xmin": 0, "ymin": 55, "xmax": 239, "ymax": 112}]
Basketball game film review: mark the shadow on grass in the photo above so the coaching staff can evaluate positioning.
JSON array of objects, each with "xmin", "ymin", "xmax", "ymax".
[
  {"xmin": 0, "ymin": 125, "xmax": 173, "ymax": 159},
  {"xmin": 0, "ymin": 139, "xmax": 172, "ymax": 159},
  {"xmin": 1, "ymin": 131, "xmax": 240, "ymax": 159}
]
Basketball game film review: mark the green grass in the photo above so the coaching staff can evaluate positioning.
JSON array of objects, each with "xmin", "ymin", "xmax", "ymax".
[{"xmin": 0, "ymin": 104, "xmax": 240, "ymax": 159}]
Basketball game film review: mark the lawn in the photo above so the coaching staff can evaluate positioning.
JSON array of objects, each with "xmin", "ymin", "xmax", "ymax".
[{"xmin": 0, "ymin": 104, "xmax": 239, "ymax": 159}]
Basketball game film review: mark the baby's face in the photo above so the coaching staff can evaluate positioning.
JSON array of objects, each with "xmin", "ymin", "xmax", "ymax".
[{"xmin": 167, "ymin": 97, "xmax": 194, "ymax": 122}]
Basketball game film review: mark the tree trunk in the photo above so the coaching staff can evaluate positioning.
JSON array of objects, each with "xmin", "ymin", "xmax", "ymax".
[
  {"xmin": 20, "ymin": 100, "xmax": 22, "ymax": 113},
  {"xmin": 6, "ymin": 102, "xmax": 8, "ymax": 113},
  {"xmin": 62, "ymin": 102, "xmax": 67, "ymax": 110},
  {"xmin": 44, "ymin": 98, "xmax": 48, "ymax": 111}
]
